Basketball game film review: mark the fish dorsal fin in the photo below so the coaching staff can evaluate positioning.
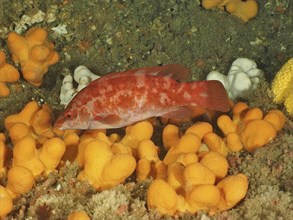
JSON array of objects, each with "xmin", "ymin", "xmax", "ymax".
[
  {"xmin": 145, "ymin": 64, "xmax": 191, "ymax": 82},
  {"xmin": 100, "ymin": 64, "xmax": 191, "ymax": 82}
]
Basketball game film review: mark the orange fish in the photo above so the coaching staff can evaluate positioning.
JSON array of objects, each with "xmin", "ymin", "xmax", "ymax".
[{"xmin": 54, "ymin": 64, "xmax": 230, "ymax": 130}]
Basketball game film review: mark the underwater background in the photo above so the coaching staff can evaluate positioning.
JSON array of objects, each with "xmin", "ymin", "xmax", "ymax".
[{"xmin": 0, "ymin": 0, "xmax": 292, "ymax": 219}]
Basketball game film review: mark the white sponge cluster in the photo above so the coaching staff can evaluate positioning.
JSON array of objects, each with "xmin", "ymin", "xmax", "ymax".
[
  {"xmin": 207, "ymin": 58, "xmax": 264, "ymax": 99},
  {"xmin": 60, "ymin": 66, "xmax": 100, "ymax": 106}
]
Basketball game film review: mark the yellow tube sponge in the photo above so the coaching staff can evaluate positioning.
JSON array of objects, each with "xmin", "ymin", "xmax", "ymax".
[
  {"xmin": 185, "ymin": 122, "xmax": 213, "ymax": 140},
  {"xmin": 100, "ymin": 153, "xmax": 136, "ymax": 190},
  {"xmin": 8, "ymin": 122, "xmax": 31, "ymax": 144},
  {"xmin": 4, "ymin": 101, "xmax": 39, "ymax": 130},
  {"xmin": 0, "ymin": 136, "xmax": 12, "ymax": 177},
  {"xmin": 162, "ymin": 124, "xmax": 180, "ymax": 150},
  {"xmin": 136, "ymin": 140, "xmax": 167, "ymax": 181},
  {"xmin": 120, "ymin": 121, "xmax": 153, "ymax": 157},
  {"xmin": 263, "ymin": 110, "xmax": 286, "ymax": 131},
  {"xmin": 272, "ymin": 58, "xmax": 293, "ymax": 115},
  {"xmin": 147, "ymin": 179, "xmax": 179, "ymax": 216},
  {"xmin": 6, "ymin": 166, "xmax": 35, "ymax": 199},
  {"xmin": 12, "ymin": 135, "xmax": 44, "ymax": 176},
  {"xmin": 175, "ymin": 153, "xmax": 198, "ymax": 166},
  {"xmin": 67, "ymin": 211, "xmax": 90, "ymax": 220},
  {"xmin": 61, "ymin": 131, "xmax": 80, "ymax": 163},
  {"xmin": 166, "ymin": 162, "xmax": 185, "ymax": 192},
  {"xmin": 213, "ymin": 173, "xmax": 248, "ymax": 213},
  {"xmin": 183, "ymin": 163, "xmax": 216, "ymax": 190},
  {"xmin": 163, "ymin": 133, "xmax": 201, "ymax": 165},
  {"xmin": 0, "ymin": 50, "xmax": 20, "ymax": 97},
  {"xmin": 200, "ymin": 152, "xmax": 229, "ymax": 181},
  {"xmin": 30, "ymin": 104, "xmax": 55, "ymax": 141},
  {"xmin": 0, "ymin": 185, "xmax": 13, "ymax": 218},
  {"xmin": 186, "ymin": 184, "xmax": 220, "ymax": 213},
  {"xmin": 203, "ymin": 132, "xmax": 229, "ymax": 157},
  {"xmin": 202, "ymin": 0, "xmax": 229, "ymax": 9},
  {"xmin": 225, "ymin": 0, "xmax": 258, "ymax": 22},
  {"xmin": 7, "ymin": 27, "xmax": 60, "ymax": 86},
  {"xmin": 39, "ymin": 137, "xmax": 66, "ymax": 175},
  {"xmin": 240, "ymin": 119, "xmax": 277, "ymax": 152},
  {"xmin": 77, "ymin": 139, "xmax": 136, "ymax": 191}
]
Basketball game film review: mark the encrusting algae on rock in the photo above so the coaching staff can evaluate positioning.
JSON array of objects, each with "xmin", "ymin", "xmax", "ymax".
[{"xmin": 0, "ymin": 98, "xmax": 287, "ymax": 218}]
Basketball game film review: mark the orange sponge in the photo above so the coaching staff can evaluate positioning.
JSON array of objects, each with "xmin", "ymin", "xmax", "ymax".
[
  {"xmin": 0, "ymin": 51, "xmax": 20, "ymax": 97},
  {"xmin": 226, "ymin": 0, "xmax": 258, "ymax": 22},
  {"xmin": 12, "ymin": 135, "xmax": 45, "ymax": 176},
  {"xmin": 4, "ymin": 101, "xmax": 39, "ymax": 130},
  {"xmin": 6, "ymin": 166, "xmax": 35, "ymax": 199},
  {"xmin": 67, "ymin": 211, "xmax": 90, "ymax": 220},
  {"xmin": 7, "ymin": 27, "xmax": 59, "ymax": 86},
  {"xmin": 0, "ymin": 185, "xmax": 13, "ymax": 218},
  {"xmin": 0, "ymin": 135, "xmax": 12, "ymax": 177}
]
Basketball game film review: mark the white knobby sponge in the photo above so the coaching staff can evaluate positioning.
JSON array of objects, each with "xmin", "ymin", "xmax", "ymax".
[
  {"xmin": 74, "ymin": 65, "xmax": 100, "ymax": 91},
  {"xmin": 59, "ymin": 66, "xmax": 100, "ymax": 106},
  {"xmin": 59, "ymin": 75, "xmax": 76, "ymax": 106},
  {"xmin": 207, "ymin": 58, "xmax": 264, "ymax": 99}
]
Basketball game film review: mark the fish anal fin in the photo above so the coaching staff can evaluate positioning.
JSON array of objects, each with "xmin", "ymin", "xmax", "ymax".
[{"xmin": 94, "ymin": 114, "xmax": 121, "ymax": 125}]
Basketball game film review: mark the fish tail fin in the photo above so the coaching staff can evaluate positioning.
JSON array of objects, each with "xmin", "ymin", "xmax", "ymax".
[{"xmin": 188, "ymin": 80, "xmax": 231, "ymax": 112}]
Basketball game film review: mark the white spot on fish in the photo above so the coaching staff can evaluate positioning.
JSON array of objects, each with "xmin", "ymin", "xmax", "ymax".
[
  {"xmin": 160, "ymin": 93, "xmax": 170, "ymax": 105},
  {"xmin": 134, "ymin": 93, "xmax": 147, "ymax": 109},
  {"xmin": 191, "ymin": 83, "xmax": 198, "ymax": 89},
  {"xmin": 183, "ymin": 91, "xmax": 191, "ymax": 100},
  {"xmin": 136, "ymin": 75, "xmax": 146, "ymax": 88},
  {"xmin": 199, "ymin": 92, "xmax": 208, "ymax": 98},
  {"xmin": 106, "ymin": 84, "xmax": 113, "ymax": 92},
  {"xmin": 162, "ymin": 78, "xmax": 171, "ymax": 89},
  {"xmin": 177, "ymin": 84, "xmax": 185, "ymax": 93}
]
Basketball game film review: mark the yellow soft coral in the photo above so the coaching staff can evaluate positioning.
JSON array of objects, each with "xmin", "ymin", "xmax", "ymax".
[
  {"xmin": 202, "ymin": 0, "xmax": 258, "ymax": 22},
  {"xmin": 217, "ymin": 102, "xmax": 286, "ymax": 152},
  {"xmin": 120, "ymin": 121, "xmax": 153, "ymax": 158},
  {"xmin": 136, "ymin": 139, "xmax": 167, "ymax": 181},
  {"xmin": 5, "ymin": 166, "xmax": 35, "ymax": 199},
  {"xmin": 0, "ymin": 51, "xmax": 20, "ymax": 97},
  {"xmin": 272, "ymin": 57, "xmax": 293, "ymax": 115},
  {"xmin": 0, "ymin": 185, "xmax": 13, "ymax": 218},
  {"xmin": 77, "ymin": 139, "xmax": 136, "ymax": 191},
  {"xmin": 7, "ymin": 27, "xmax": 59, "ymax": 86},
  {"xmin": 0, "ymin": 134, "xmax": 12, "ymax": 177}
]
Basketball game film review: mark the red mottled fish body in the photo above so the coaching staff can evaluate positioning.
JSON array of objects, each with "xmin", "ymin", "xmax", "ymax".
[{"xmin": 54, "ymin": 64, "xmax": 230, "ymax": 130}]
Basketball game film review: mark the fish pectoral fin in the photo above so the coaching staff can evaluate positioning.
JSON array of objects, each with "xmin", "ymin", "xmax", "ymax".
[
  {"xmin": 160, "ymin": 106, "xmax": 194, "ymax": 120},
  {"xmin": 94, "ymin": 114, "xmax": 121, "ymax": 125}
]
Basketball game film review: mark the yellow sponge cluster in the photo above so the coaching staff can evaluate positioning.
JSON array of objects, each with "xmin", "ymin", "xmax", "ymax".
[
  {"xmin": 272, "ymin": 57, "xmax": 293, "ymax": 115},
  {"xmin": 146, "ymin": 122, "xmax": 248, "ymax": 216},
  {"xmin": 201, "ymin": 0, "xmax": 258, "ymax": 22},
  {"xmin": 0, "ymin": 100, "xmax": 287, "ymax": 218}
]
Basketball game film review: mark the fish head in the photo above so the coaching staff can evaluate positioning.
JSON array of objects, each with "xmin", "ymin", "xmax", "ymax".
[{"xmin": 54, "ymin": 105, "xmax": 91, "ymax": 130}]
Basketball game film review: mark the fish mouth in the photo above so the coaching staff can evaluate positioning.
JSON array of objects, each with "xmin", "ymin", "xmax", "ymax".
[{"xmin": 53, "ymin": 116, "xmax": 66, "ymax": 130}]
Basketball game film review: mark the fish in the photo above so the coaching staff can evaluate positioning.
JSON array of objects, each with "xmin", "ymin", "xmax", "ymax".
[{"xmin": 54, "ymin": 64, "xmax": 230, "ymax": 130}]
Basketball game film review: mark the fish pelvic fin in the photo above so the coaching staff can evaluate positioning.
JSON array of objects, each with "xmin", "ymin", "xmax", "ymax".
[{"xmin": 188, "ymin": 80, "xmax": 231, "ymax": 112}]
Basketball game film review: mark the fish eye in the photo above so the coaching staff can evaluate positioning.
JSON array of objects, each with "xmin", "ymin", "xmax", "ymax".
[{"xmin": 65, "ymin": 112, "xmax": 73, "ymax": 119}]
